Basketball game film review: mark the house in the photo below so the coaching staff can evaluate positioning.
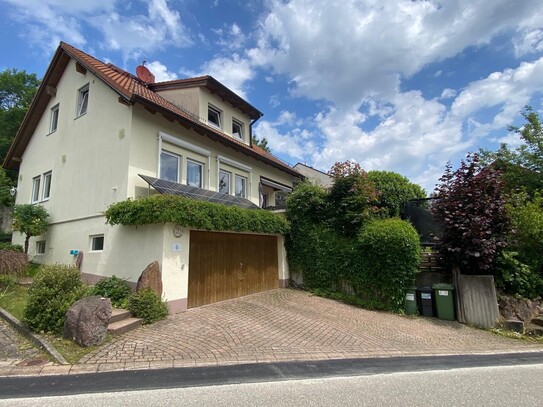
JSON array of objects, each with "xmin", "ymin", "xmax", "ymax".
[
  {"xmin": 293, "ymin": 163, "xmax": 333, "ymax": 188},
  {"xmin": 3, "ymin": 42, "xmax": 302, "ymax": 312}
]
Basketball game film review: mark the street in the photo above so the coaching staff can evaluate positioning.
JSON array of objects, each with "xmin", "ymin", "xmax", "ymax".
[{"xmin": 1, "ymin": 363, "xmax": 542, "ymax": 406}]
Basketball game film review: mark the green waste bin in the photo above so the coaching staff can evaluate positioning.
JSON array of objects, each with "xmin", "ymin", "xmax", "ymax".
[
  {"xmin": 432, "ymin": 283, "xmax": 455, "ymax": 321},
  {"xmin": 405, "ymin": 286, "xmax": 417, "ymax": 315}
]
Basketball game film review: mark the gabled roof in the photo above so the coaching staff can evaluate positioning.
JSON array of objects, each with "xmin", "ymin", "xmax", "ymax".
[{"xmin": 3, "ymin": 42, "xmax": 301, "ymax": 179}]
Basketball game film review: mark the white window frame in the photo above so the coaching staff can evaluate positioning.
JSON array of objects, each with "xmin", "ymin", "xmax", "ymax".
[
  {"xmin": 186, "ymin": 159, "xmax": 204, "ymax": 188},
  {"xmin": 76, "ymin": 84, "xmax": 89, "ymax": 117},
  {"xmin": 219, "ymin": 170, "xmax": 231, "ymax": 194},
  {"xmin": 232, "ymin": 118, "xmax": 243, "ymax": 139},
  {"xmin": 36, "ymin": 240, "xmax": 46, "ymax": 255},
  {"xmin": 49, "ymin": 104, "xmax": 59, "ymax": 133},
  {"xmin": 90, "ymin": 235, "xmax": 104, "ymax": 252},
  {"xmin": 159, "ymin": 150, "xmax": 181, "ymax": 183},
  {"xmin": 31, "ymin": 176, "xmax": 41, "ymax": 204},
  {"xmin": 235, "ymin": 175, "xmax": 247, "ymax": 198},
  {"xmin": 208, "ymin": 105, "xmax": 222, "ymax": 128},
  {"xmin": 41, "ymin": 171, "xmax": 52, "ymax": 201}
]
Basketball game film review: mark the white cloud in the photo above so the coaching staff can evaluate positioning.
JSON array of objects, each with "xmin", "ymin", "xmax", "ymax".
[
  {"xmin": 440, "ymin": 88, "xmax": 457, "ymax": 99},
  {"xmin": 249, "ymin": 0, "xmax": 540, "ymax": 106},
  {"xmin": 254, "ymin": 120, "xmax": 315, "ymax": 160},
  {"xmin": 145, "ymin": 61, "xmax": 178, "ymax": 82},
  {"xmin": 1, "ymin": 0, "xmax": 191, "ymax": 60},
  {"xmin": 183, "ymin": 54, "xmax": 255, "ymax": 99}
]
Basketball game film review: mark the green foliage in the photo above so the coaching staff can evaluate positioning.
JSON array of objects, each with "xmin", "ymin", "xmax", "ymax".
[
  {"xmin": 0, "ymin": 242, "xmax": 23, "ymax": 252},
  {"xmin": 368, "ymin": 170, "xmax": 426, "ymax": 217},
  {"xmin": 12, "ymin": 204, "xmax": 49, "ymax": 254},
  {"xmin": 105, "ymin": 194, "xmax": 288, "ymax": 234},
  {"xmin": 432, "ymin": 153, "xmax": 509, "ymax": 274},
  {"xmin": 0, "ymin": 68, "xmax": 40, "ymax": 166},
  {"xmin": 0, "ymin": 168, "xmax": 14, "ymax": 206},
  {"xmin": 127, "ymin": 288, "xmax": 168, "ymax": 324},
  {"xmin": 479, "ymin": 106, "xmax": 543, "ymax": 197},
  {"xmin": 353, "ymin": 219, "xmax": 421, "ymax": 312},
  {"xmin": 495, "ymin": 251, "xmax": 543, "ymax": 298},
  {"xmin": 252, "ymin": 135, "xmax": 271, "ymax": 153},
  {"xmin": 91, "ymin": 275, "xmax": 132, "ymax": 308},
  {"xmin": 507, "ymin": 194, "xmax": 543, "ymax": 274},
  {"xmin": 0, "ymin": 249, "xmax": 28, "ymax": 275},
  {"xmin": 24, "ymin": 265, "xmax": 89, "ymax": 334}
]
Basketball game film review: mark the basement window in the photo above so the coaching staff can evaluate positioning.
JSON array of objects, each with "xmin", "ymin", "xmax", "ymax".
[{"xmin": 90, "ymin": 235, "xmax": 104, "ymax": 252}]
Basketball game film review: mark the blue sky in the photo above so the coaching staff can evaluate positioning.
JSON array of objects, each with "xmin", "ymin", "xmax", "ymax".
[{"xmin": 1, "ymin": 0, "xmax": 542, "ymax": 193}]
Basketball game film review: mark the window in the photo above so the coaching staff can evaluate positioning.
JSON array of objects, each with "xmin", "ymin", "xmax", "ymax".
[
  {"xmin": 232, "ymin": 119, "xmax": 243, "ymax": 139},
  {"xmin": 31, "ymin": 176, "xmax": 40, "ymax": 203},
  {"xmin": 261, "ymin": 193, "xmax": 268, "ymax": 208},
  {"xmin": 41, "ymin": 171, "xmax": 52, "ymax": 201},
  {"xmin": 219, "ymin": 170, "xmax": 231, "ymax": 194},
  {"xmin": 160, "ymin": 151, "xmax": 180, "ymax": 183},
  {"xmin": 208, "ymin": 105, "xmax": 221, "ymax": 128},
  {"xmin": 235, "ymin": 175, "xmax": 247, "ymax": 198},
  {"xmin": 36, "ymin": 241, "xmax": 46, "ymax": 255},
  {"xmin": 90, "ymin": 235, "xmax": 104, "ymax": 252},
  {"xmin": 76, "ymin": 84, "xmax": 89, "ymax": 117},
  {"xmin": 49, "ymin": 104, "xmax": 59, "ymax": 133},
  {"xmin": 187, "ymin": 160, "xmax": 203, "ymax": 188}
]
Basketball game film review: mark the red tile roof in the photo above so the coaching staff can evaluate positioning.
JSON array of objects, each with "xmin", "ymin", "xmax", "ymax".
[{"xmin": 3, "ymin": 42, "xmax": 302, "ymax": 179}]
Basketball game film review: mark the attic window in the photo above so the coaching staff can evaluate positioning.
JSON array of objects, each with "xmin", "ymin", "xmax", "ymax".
[
  {"xmin": 208, "ymin": 105, "xmax": 221, "ymax": 128},
  {"xmin": 76, "ymin": 84, "xmax": 89, "ymax": 117},
  {"xmin": 232, "ymin": 119, "xmax": 243, "ymax": 139}
]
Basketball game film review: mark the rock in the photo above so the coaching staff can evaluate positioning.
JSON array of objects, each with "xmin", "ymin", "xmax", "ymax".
[
  {"xmin": 136, "ymin": 260, "xmax": 162, "ymax": 296},
  {"xmin": 63, "ymin": 296, "xmax": 112, "ymax": 347},
  {"xmin": 531, "ymin": 316, "xmax": 543, "ymax": 327},
  {"xmin": 498, "ymin": 295, "xmax": 543, "ymax": 322},
  {"xmin": 504, "ymin": 319, "xmax": 524, "ymax": 333}
]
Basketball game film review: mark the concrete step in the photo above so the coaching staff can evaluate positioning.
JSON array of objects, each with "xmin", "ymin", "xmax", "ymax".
[
  {"xmin": 110, "ymin": 308, "xmax": 132, "ymax": 324},
  {"xmin": 108, "ymin": 317, "xmax": 143, "ymax": 336},
  {"xmin": 531, "ymin": 316, "xmax": 543, "ymax": 327}
]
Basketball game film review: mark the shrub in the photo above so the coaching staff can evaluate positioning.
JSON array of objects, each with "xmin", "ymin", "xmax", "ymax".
[
  {"xmin": 353, "ymin": 218, "xmax": 421, "ymax": 312},
  {"xmin": 0, "ymin": 242, "xmax": 23, "ymax": 252},
  {"xmin": 127, "ymin": 288, "xmax": 168, "ymax": 324},
  {"xmin": 24, "ymin": 264, "xmax": 89, "ymax": 334},
  {"xmin": 432, "ymin": 153, "xmax": 510, "ymax": 274},
  {"xmin": 0, "ymin": 273, "xmax": 17, "ymax": 290},
  {"xmin": 0, "ymin": 249, "xmax": 28, "ymax": 275},
  {"xmin": 495, "ymin": 251, "xmax": 543, "ymax": 298},
  {"xmin": 91, "ymin": 275, "xmax": 132, "ymax": 307}
]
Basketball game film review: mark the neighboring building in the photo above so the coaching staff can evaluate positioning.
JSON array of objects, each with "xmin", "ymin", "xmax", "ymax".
[
  {"xmin": 293, "ymin": 163, "xmax": 333, "ymax": 188},
  {"xmin": 3, "ymin": 42, "xmax": 301, "ymax": 312}
]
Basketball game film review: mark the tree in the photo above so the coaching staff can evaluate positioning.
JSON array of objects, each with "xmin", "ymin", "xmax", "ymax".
[
  {"xmin": 432, "ymin": 153, "xmax": 510, "ymax": 274},
  {"xmin": 252, "ymin": 135, "xmax": 271, "ymax": 153},
  {"xmin": 367, "ymin": 170, "xmax": 426, "ymax": 217},
  {"xmin": 0, "ymin": 167, "xmax": 14, "ymax": 207},
  {"xmin": 0, "ymin": 69, "xmax": 40, "ymax": 166},
  {"xmin": 479, "ymin": 106, "xmax": 543, "ymax": 196},
  {"xmin": 12, "ymin": 204, "xmax": 49, "ymax": 254}
]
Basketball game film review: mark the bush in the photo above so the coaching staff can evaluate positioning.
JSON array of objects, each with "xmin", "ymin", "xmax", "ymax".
[
  {"xmin": 91, "ymin": 275, "xmax": 132, "ymax": 307},
  {"xmin": 24, "ymin": 265, "xmax": 89, "ymax": 334},
  {"xmin": 495, "ymin": 251, "xmax": 543, "ymax": 298},
  {"xmin": 127, "ymin": 288, "xmax": 168, "ymax": 324},
  {"xmin": 0, "ymin": 249, "xmax": 28, "ymax": 275},
  {"xmin": 0, "ymin": 242, "xmax": 23, "ymax": 252},
  {"xmin": 353, "ymin": 219, "xmax": 421, "ymax": 312}
]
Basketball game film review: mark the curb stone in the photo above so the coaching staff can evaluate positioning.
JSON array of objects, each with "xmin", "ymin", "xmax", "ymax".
[{"xmin": 0, "ymin": 308, "xmax": 68, "ymax": 365}]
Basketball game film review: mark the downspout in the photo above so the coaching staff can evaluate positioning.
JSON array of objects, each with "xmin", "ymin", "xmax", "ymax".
[
  {"xmin": 157, "ymin": 133, "xmax": 163, "ymax": 180},
  {"xmin": 249, "ymin": 113, "xmax": 263, "ymax": 198}
]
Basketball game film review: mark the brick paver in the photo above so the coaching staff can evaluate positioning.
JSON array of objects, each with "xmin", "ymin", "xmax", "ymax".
[
  {"xmin": 75, "ymin": 288, "xmax": 541, "ymax": 370},
  {"xmin": 0, "ymin": 318, "xmax": 48, "ymax": 368}
]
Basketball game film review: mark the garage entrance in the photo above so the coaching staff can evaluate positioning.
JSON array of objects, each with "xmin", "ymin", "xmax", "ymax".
[{"xmin": 188, "ymin": 231, "xmax": 279, "ymax": 308}]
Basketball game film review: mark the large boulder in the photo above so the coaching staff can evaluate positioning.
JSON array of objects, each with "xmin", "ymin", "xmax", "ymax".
[
  {"xmin": 63, "ymin": 296, "xmax": 112, "ymax": 347},
  {"xmin": 136, "ymin": 260, "xmax": 163, "ymax": 296}
]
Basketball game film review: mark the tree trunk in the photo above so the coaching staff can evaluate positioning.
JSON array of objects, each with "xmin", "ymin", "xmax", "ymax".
[{"xmin": 24, "ymin": 235, "xmax": 29, "ymax": 254}]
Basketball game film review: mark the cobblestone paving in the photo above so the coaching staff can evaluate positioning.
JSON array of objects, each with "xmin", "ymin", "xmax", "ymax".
[
  {"xmin": 0, "ymin": 318, "xmax": 47, "ymax": 367},
  {"xmin": 77, "ymin": 289, "xmax": 542, "ymax": 370}
]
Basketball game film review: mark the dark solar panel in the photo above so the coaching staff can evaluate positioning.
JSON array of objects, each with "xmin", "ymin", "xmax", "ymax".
[{"xmin": 139, "ymin": 174, "xmax": 260, "ymax": 210}]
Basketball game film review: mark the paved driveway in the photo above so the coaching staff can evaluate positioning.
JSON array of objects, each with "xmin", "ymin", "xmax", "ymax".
[{"xmin": 76, "ymin": 288, "xmax": 542, "ymax": 371}]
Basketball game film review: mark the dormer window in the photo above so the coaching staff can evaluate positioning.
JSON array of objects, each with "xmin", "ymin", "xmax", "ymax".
[
  {"xmin": 232, "ymin": 119, "xmax": 243, "ymax": 139},
  {"xmin": 208, "ymin": 105, "xmax": 222, "ymax": 128}
]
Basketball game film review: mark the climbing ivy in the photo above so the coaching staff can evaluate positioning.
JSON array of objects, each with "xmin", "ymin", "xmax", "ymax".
[{"xmin": 105, "ymin": 194, "xmax": 289, "ymax": 235}]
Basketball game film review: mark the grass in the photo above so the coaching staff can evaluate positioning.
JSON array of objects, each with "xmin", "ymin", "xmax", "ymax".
[
  {"xmin": 490, "ymin": 327, "xmax": 543, "ymax": 344},
  {"xmin": 0, "ymin": 273, "xmax": 111, "ymax": 364}
]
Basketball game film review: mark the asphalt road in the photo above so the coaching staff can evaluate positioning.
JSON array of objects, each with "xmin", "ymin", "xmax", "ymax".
[
  {"xmin": 1, "ymin": 352, "xmax": 543, "ymax": 401},
  {"xmin": 1, "ymin": 362, "xmax": 542, "ymax": 406}
]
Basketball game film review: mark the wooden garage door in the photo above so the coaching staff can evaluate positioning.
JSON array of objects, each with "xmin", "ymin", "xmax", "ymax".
[{"xmin": 188, "ymin": 231, "xmax": 279, "ymax": 308}]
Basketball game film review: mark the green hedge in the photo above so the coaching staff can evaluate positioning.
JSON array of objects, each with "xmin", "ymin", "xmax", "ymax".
[
  {"xmin": 353, "ymin": 219, "xmax": 421, "ymax": 311},
  {"xmin": 105, "ymin": 194, "xmax": 289, "ymax": 234}
]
